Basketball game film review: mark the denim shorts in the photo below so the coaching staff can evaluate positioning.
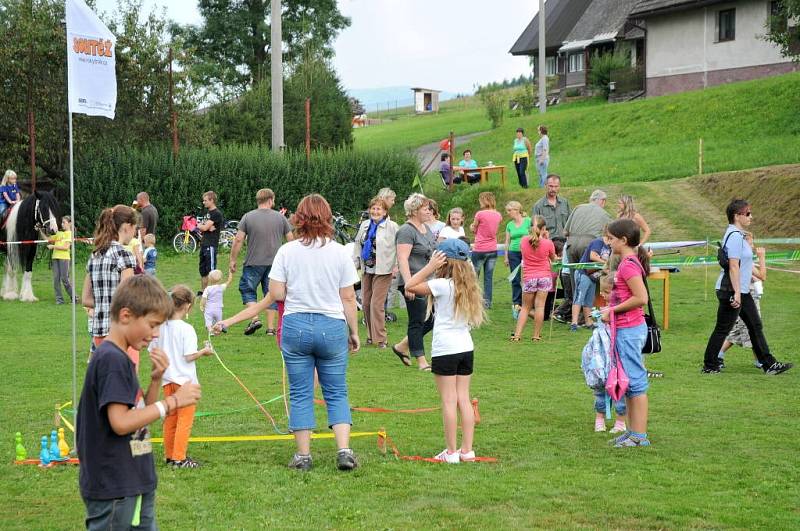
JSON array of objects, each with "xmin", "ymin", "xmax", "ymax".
[
  {"xmin": 574, "ymin": 273, "xmax": 597, "ymax": 307},
  {"xmin": 281, "ymin": 313, "xmax": 352, "ymax": 430},
  {"xmin": 523, "ymin": 276, "xmax": 553, "ymax": 293},
  {"xmin": 616, "ymin": 323, "xmax": 648, "ymax": 397},
  {"xmin": 239, "ymin": 265, "xmax": 277, "ymax": 308}
]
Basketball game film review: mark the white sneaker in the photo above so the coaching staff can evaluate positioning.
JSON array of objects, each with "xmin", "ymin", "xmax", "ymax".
[
  {"xmin": 594, "ymin": 419, "xmax": 606, "ymax": 432},
  {"xmin": 459, "ymin": 450, "xmax": 476, "ymax": 462},
  {"xmin": 433, "ymin": 449, "xmax": 460, "ymax": 464},
  {"xmin": 609, "ymin": 423, "xmax": 627, "ymax": 434}
]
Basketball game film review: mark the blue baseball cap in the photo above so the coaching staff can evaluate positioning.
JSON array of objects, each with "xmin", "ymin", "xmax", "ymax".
[{"xmin": 436, "ymin": 238, "xmax": 470, "ymax": 261}]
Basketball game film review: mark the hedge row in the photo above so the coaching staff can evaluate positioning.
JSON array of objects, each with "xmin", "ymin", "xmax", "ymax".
[{"xmin": 66, "ymin": 145, "xmax": 418, "ymax": 240}]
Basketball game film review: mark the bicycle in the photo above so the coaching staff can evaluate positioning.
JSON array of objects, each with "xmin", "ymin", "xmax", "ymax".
[
  {"xmin": 332, "ymin": 212, "xmax": 359, "ymax": 245},
  {"xmin": 172, "ymin": 212, "xmax": 206, "ymax": 253}
]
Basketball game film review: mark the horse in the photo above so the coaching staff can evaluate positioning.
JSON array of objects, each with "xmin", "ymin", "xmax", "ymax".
[{"xmin": 1, "ymin": 190, "xmax": 61, "ymax": 301}]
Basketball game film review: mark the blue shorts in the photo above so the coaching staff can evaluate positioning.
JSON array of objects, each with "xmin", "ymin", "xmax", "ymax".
[
  {"xmin": 239, "ymin": 265, "xmax": 278, "ymax": 308},
  {"xmin": 574, "ymin": 273, "xmax": 597, "ymax": 307},
  {"xmin": 616, "ymin": 323, "xmax": 648, "ymax": 397}
]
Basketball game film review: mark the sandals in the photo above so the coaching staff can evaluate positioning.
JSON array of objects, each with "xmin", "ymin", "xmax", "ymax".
[
  {"xmin": 419, "ymin": 366, "xmax": 432, "ymax": 372},
  {"xmin": 509, "ymin": 335, "xmax": 521, "ymax": 342},
  {"xmin": 531, "ymin": 336, "xmax": 542, "ymax": 342},
  {"xmin": 392, "ymin": 345, "xmax": 412, "ymax": 367}
]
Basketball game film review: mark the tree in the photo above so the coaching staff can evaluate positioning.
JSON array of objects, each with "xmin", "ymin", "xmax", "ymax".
[
  {"xmin": 587, "ymin": 50, "xmax": 630, "ymax": 99},
  {"xmin": 348, "ymin": 97, "xmax": 365, "ymax": 116},
  {"xmin": 480, "ymin": 91, "xmax": 506, "ymax": 129},
  {"xmin": 764, "ymin": 1, "xmax": 800, "ymax": 61},
  {"xmin": 174, "ymin": 0, "xmax": 350, "ymax": 101}
]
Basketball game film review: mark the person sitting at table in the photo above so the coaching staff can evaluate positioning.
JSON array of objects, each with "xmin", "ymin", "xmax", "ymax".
[
  {"xmin": 440, "ymin": 153, "xmax": 461, "ymax": 187},
  {"xmin": 457, "ymin": 150, "xmax": 481, "ymax": 185}
]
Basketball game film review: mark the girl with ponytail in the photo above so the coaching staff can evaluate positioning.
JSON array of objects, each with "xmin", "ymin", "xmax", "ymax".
[
  {"xmin": 82, "ymin": 205, "xmax": 140, "ymax": 364},
  {"xmin": 512, "ymin": 216, "xmax": 556, "ymax": 342}
]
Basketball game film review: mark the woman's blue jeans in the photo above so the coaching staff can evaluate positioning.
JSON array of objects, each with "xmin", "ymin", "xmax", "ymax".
[
  {"xmin": 536, "ymin": 159, "xmax": 549, "ymax": 187},
  {"xmin": 471, "ymin": 251, "xmax": 497, "ymax": 308},
  {"xmin": 507, "ymin": 250, "xmax": 522, "ymax": 306},
  {"xmin": 281, "ymin": 313, "xmax": 352, "ymax": 431}
]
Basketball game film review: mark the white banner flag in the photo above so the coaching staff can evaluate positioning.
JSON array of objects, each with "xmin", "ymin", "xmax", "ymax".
[{"xmin": 66, "ymin": 0, "xmax": 116, "ymax": 119}]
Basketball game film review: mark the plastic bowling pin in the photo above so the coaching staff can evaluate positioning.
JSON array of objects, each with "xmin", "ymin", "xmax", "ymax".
[
  {"xmin": 15, "ymin": 432, "xmax": 27, "ymax": 461},
  {"xmin": 58, "ymin": 428, "xmax": 70, "ymax": 458},
  {"xmin": 50, "ymin": 430, "xmax": 62, "ymax": 460},
  {"xmin": 39, "ymin": 436, "xmax": 51, "ymax": 466}
]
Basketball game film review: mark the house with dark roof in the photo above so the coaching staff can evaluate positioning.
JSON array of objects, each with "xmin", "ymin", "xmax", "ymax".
[
  {"xmin": 630, "ymin": 0, "xmax": 799, "ymax": 96},
  {"xmin": 510, "ymin": 0, "xmax": 645, "ymax": 96}
]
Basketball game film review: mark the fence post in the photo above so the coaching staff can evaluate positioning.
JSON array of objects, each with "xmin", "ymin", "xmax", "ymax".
[
  {"xmin": 448, "ymin": 130, "xmax": 455, "ymax": 192},
  {"xmin": 698, "ymin": 138, "xmax": 704, "ymax": 175}
]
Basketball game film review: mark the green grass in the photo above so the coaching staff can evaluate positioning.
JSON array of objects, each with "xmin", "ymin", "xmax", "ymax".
[
  {"xmin": 357, "ymin": 73, "xmax": 800, "ymax": 187},
  {"xmin": 2, "ymin": 249, "xmax": 799, "ymax": 529}
]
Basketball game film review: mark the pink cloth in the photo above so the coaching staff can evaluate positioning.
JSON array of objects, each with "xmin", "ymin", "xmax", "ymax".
[
  {"xmin": 520, "ymin": 237, "xmax": 555, "ymax": 280},
  {"xmin": 472, "ymin": 210, "xmax": 502, "ymax": 252},
  {"xmin": 612, "ymin": 256, "xmax": 646, "ymax": 328}
]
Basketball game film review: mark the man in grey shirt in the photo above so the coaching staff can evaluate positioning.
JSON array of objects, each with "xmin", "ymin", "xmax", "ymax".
[
  {"xmin": 135, "ymin": 191, "xmax": 158, "ymax": 240},
  {"xmin": 531, "ymin": 174, "xmax": 570, "ymax": 239},
  {"xmin": 229, "ymin": 188, "xmax": 294, "ymax": 336}
]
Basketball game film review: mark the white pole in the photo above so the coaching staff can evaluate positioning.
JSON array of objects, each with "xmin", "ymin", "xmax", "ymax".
[
  {"xmin": 271, "ymin": 0, "xmax": 284, "ymax": 151},
  {"xmin": 68, "ymin": 110, "xmax": 78, "ymax": 451},
  {"xmin": 539, "ymin": 0, "xmax": 547, "ymax": 114}
]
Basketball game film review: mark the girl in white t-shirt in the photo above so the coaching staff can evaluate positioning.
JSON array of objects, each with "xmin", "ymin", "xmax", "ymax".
[
  {"xmin": 150, "ymin": 284, "xmax": 212, "ymax": 469},
  {"xmin": 437, "ymin": 207, "xmax": 466, "ymax": 242},
  {"xmin": 406, "ymin": 239, "xmax": 486, "ymax": 463}
]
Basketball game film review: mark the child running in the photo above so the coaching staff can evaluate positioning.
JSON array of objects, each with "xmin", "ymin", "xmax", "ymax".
[
  {"xmin": 200, "ymin": 269, "xmax": 233, "ymax": 332},
  {"xmin": 143, "ymin": 233, "xmax": 158, "ymax": 276},
  {"xmin": 592, "ymin": 273, "xmax": 627, "ymax": 433},
  {"xmin": 603, "ymin": 218, "xmax": 650, "ymax": 448},
  {"xmin": 406, "ymin": 239, "xmax": 486, "ymax": 463},
  {"xmin": 511, "ymin": 215, "xmax": 555, "ymax": 342},
  {"xmin": 77, "ymin": 275, "xmax": 201, "ymax": 529},
  {"xmin": 150, "ymin": 284, "xmax": 213, "ymax": 469}
]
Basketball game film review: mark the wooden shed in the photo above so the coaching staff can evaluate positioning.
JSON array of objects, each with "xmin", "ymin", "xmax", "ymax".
[{"xmin": 411, "ymin": 87, "xmax": 441, "ymax": 113}]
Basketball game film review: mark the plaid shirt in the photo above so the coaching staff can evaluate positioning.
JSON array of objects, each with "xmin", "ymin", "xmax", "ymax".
[{"xmin": 87, "ymin": 242, "xmax": 137, "ymax": 337}]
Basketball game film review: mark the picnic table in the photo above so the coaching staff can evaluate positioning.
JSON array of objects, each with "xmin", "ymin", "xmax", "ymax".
[
  {"xmin": 648, "ymin": 269, "xmax": 671, "ymax": 330},
  {"xmin": 451, "ymin": 165, "xmax": 507, "ymax": 190}
]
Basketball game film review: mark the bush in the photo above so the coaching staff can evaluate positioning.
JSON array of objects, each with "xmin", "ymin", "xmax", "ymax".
[
  {"xmin": 588, "ymin": 51, "xmax": 631, "ymax": 99},
  {"xmin": 513, "ymin": 83, "xmax": 536, "ymax": 115},
  {"xmin": 480, "ymin": 91, "xmax": 507, "ymax": 128},
  {"xmin": 66, "ymin": 146, "xmax": 418, "ymax": 240}
]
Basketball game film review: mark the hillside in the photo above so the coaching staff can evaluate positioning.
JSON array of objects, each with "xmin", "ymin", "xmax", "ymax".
[
  {"xmin": 420, "ymin": 165, "xmax": 800, "ymax": 244},
  {"xmin": 357, "ymin": 72, "xmax": 800, "ymax": 187}
]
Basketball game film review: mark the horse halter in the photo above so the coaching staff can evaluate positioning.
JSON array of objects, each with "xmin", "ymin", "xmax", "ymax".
[{"xmin": 33, "ymin": 199, "xmax": 48, "ymax": 233}]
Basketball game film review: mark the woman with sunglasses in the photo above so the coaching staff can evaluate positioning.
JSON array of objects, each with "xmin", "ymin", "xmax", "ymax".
[{"xmin": 701, "ymin": 199, "xmax": 793, "ymax": 375}]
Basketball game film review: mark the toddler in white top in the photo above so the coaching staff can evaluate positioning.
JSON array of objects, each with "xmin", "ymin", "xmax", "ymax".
[
  {"xmin": 406, "ymin": 238, "xmax": 486, "ymax": 464},
  {"xmin": 200, "ymin": 269, "xmax": 232, "ymax": 331}
]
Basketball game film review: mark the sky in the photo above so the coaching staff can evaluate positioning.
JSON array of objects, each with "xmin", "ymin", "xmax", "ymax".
[{"xmin": 94, "ymin": 0, "xmax": 537, "ymax": 94}]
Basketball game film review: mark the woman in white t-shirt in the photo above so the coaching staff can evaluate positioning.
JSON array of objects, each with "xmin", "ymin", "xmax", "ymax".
[
  {"xmin": 406, "ymin": 238, "xmax": 486, "ymax": 463},
  {"xmin": 267, "ymin": 194, "xmax": 361, "ymax": 472},
  {"xmin": 437, "ymin": 207, "xmax": 466, "ymax": 242}
]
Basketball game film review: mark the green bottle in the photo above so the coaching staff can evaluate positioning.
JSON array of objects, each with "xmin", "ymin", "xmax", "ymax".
[{"xmin": 15, "ymin": 432, "xmax": 27, "ymax": 461}]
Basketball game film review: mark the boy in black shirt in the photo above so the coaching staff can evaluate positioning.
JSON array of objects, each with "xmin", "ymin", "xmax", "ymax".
[
  {"xmin": 199, "ymin": 190, "xmax": 225, "ymax": 292},
  {"xmin": 77, "ymin": 275, "xmax": 201, "ymax": 530}
]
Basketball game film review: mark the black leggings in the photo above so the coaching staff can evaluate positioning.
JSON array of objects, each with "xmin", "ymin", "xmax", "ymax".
[
  {"xmin": 703, "ymin": 290, "xmax": 776, "ymax": 370},
  {"xmin": 514, "ymin": 157, "xmax": 529, "ymax": 188},
  {"xmin": 403, "ymin": 293, "xmax": 434, "ymax": 358}
]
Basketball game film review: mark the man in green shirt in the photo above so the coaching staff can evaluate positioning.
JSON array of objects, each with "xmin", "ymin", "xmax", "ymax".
[{"xmin": 531, "ymin": 175, "xmax": 571, "ymax": 239}]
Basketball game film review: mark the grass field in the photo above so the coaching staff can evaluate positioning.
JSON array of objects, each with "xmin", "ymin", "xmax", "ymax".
[
  {"xmin": 356, "ymin": 73, "xmax": 800, "ymax": 187},
  {"xmin": 2, "ymin": 247, "xmax": 799, "ymax": 529}
]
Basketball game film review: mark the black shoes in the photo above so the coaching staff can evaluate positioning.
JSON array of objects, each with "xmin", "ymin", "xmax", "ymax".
[{"xmin": 764, "ymin": 362, "xmax": 793, "ymax": 375}]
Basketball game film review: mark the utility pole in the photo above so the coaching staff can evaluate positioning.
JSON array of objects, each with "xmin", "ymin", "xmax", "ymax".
[
  {"xmin": 169, "ymin": 47, "xmax": 179, "ymax": 158},
  {"xmin": 538, "ymin": 0, "xmax": 547, "ymax": 114},
  {"xmin": 27, "ymin": 0, "xmax": 37, "ymax": 189},
  {"xmin": 271, "ymin": 0, "xmax": 284, "ymax": 151}
]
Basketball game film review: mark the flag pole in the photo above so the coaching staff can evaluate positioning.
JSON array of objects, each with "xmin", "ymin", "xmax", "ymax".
[{"xmin": 69, "ymin": 109, "xmax": 78, "ymax": 451}]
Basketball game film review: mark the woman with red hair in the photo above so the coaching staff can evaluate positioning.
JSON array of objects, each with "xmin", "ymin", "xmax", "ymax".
[{"xmin": 268, "ymin": 194, "xmax": 362, "ymax": 471}]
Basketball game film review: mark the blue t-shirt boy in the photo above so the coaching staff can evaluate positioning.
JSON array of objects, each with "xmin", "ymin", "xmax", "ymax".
[{"xmin": 578, "ymin": 237, "xmax": 611, "ymax": 276}]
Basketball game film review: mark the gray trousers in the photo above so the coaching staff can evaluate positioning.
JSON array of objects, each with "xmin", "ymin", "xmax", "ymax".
[
  {"xmin": 84, "ymin": 490, "xmax": 157, "ymax": 530},
  {"xmin": 52, "ymin": 259, "xmax": 73, "ymax": 303}
]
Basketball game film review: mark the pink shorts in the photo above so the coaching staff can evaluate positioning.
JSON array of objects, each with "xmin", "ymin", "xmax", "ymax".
[{"xmin": 523, "ymin": 276, "xmax": 553, "ymax": 293}]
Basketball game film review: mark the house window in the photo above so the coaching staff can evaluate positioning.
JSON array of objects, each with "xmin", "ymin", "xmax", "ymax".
[
  {"xmin": 718, "ymin": 8, "xmax": 736, "ymax": 42},
  {"xmin": 769, "ymin": 1, "xmax": 788, "ymax": 34},
  {"xmin": 546, "ymin": 56, "xmax": 556, "ymax": 76},
  {"xmin": 568, "ymin": 53, "xmax": 584, "ymax": 73}
]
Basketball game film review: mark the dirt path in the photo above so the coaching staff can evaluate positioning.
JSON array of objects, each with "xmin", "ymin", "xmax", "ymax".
[{"xmin": 414, "ymin": 131, "xmax": 490, "ymax": 172}]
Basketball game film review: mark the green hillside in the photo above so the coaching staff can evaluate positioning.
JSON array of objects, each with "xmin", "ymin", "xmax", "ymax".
[{"xmin": 357, "ymin": 73, "xmax": 800, "ymax": 187}]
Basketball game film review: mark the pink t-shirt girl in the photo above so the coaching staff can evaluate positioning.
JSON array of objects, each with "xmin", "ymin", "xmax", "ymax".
[
  {"xmin": 520, "ymin": 236, "xmax": 555, "ymax": 280},
  {"xmin": 472, "ymin": 210, "xmax": 503, "ymax": 252},
  {"xmin": 612, "ymin": 256, "xmax": 646, "ymax": 328}
]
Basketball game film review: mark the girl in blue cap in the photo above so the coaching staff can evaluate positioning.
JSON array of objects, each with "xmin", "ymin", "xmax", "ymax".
[{"xmin": 406, "ymin": 238, "xmax": 486, "ymax": 463}]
